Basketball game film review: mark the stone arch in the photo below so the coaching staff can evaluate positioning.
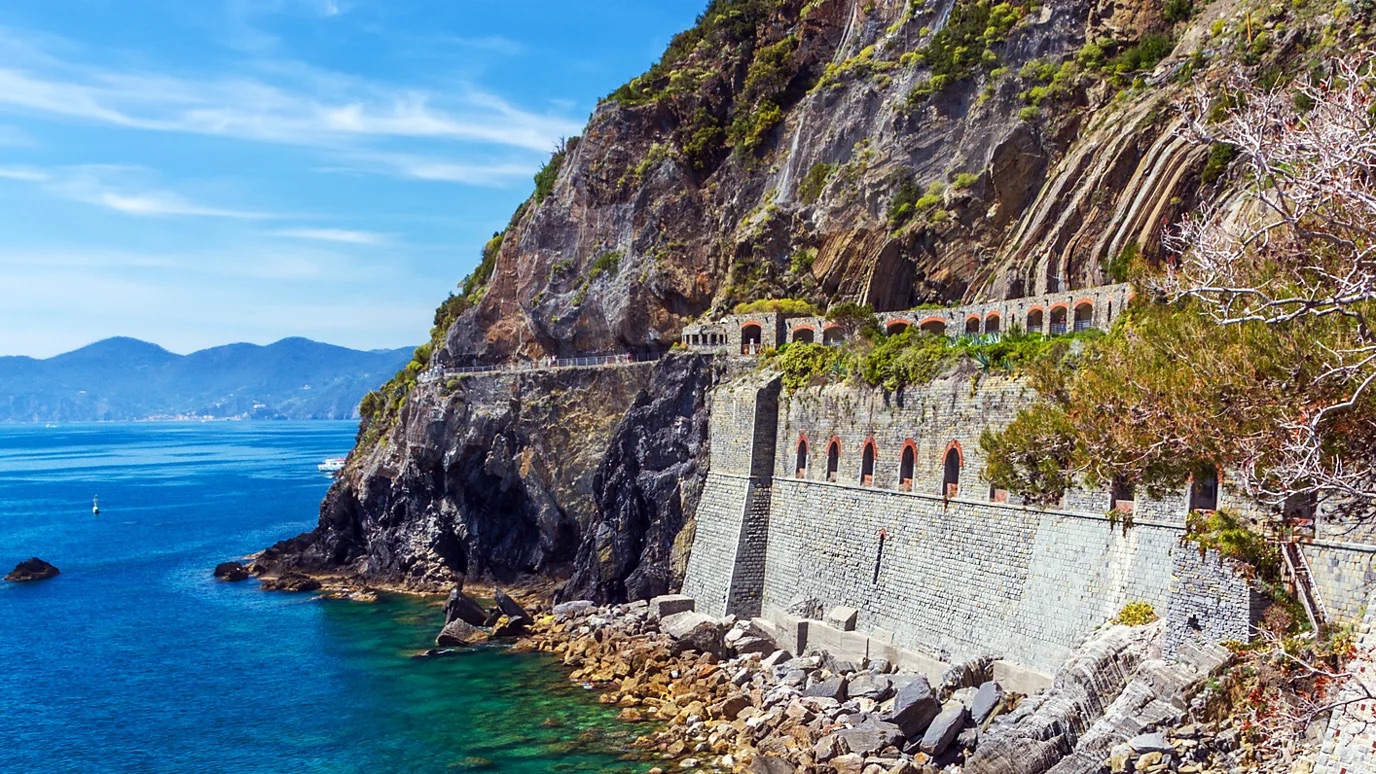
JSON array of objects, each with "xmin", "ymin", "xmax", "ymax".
[
  {"xmin": 919, "ymin": 316, "xmax": 948, "ymax": 336},
  {"xmin": 1026, "ymin": 306, "xmax": 1045, "ymax": 333},
  {"xmin": 1074, "ymin": 300, "xmax": 1093, "ymax": 332},
  {"xmin": 899, "ymin": 440, "xmax": 917, "ymax": 491},
  {"xmin": 860, "ymin": 438, "xmax": 877, "ymax": 486},
  {"xmin": 965, "ymin": 315, "xmax": 981, "ymax": 335},
  {"xmin": 826, "ymin": 437, "xmax": 841, "ymax": 482},
  {"xmin": 984, "ymin": 313, "xmax": 1001, "ymax": 335},
  {"xmin": 740, "ymin": 322, "xmax": 763, "ymax": 354},
  {"xmin": 885, "ymin": 319, "xmax": 912, "ymax": 336},
  {"xmin": 822, "ymin": 325, "xmax": 847, "ymax": 346},
  {"xmin": 942, "ymin": 442, "xmax": 962, "ymax": 498},
  {"xmin": 1049, "ymin": 304, "xmax": 1068, "ymax": 335},
  {"xmin": 791, "ymin": 325, "xmax": 815, "ymax": 344},
  {"xmin": 1189, "ymin": 465, "xmax": 1220, "ymax": 512},
  {"xmin": 795, "ymin": 434, "xmax": 808, "ymax": 479}
]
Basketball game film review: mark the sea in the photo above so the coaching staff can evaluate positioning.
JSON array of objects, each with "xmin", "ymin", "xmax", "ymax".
[{"xmin": 0, "ymin": 422, "xmax": 644, "ymax": 773}]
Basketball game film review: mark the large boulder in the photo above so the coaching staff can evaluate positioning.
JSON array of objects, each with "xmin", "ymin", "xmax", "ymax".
[
  {"xmin": 213, "ymin": 562, "xmax": 250, "ymax": 582},
  {"xmin": 848, "ymin": 673, "xmax": 894, "ymax": 701},
  {"xmin": 493, "ymin": 589, "xmax": 532, "ymax": 622},
  {"xmin": 802, "ymin": 677, "xmax": 848, "ymax": 702},
  {"xmin": 919, "ymin": 704, "xmax": 968, "ymax": 756},
  {"xmin": 444, "ymin": 587, "xmax": 489, "ymax": 627},
  {"xmin": 834, "ymin": 718, "xmax": 903, "ymax": 756},
  {"xmin": 649, "ymin": 594, "xmax": 695, "ymax": 620},
  {"xmin": 660, "ymin": 611, "xmax": 723, "ymax": 656},
  {"xmin": 5, "ymin": 558, "xmax": 59, "ymax": 582},
  {"xmin": 885, "ymin": 675, "xmax": 941, "ymax": 738},
  {"xmin": 970, "ymin": 680, "xmax": 1005, "ymax": 725},
  {"xmin": 435, "ymin": 618, "xmax": 486, "ymax": 647}
]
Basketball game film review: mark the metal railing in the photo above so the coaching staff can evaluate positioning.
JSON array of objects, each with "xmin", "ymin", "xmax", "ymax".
[
  {"xmin": 418, "ymin": 352, "xmax": 659, "ymax": 382},
  {"xmin": 1281, "ymin": 541, "xmax": 1329, "ymax": 630}
]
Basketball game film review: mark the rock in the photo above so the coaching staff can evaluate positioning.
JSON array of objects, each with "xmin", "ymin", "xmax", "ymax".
[
  {"xmin": 761, "ymin": 649, "xmax": 793, "ymax": 669},
  {"xmin": 553, "ymin": 600, "xmax": 595, "ymax": 617},
  {"xmin": 918, "ymin": 704, "xmax": 967, "ymax": 756},
  {"xmin": 748, "ymin": 755, "xmax": 797, "ymax": 774},
  {"xmin": 835, "ymin": 719, "xmax": 904, "ymax": 756},
  {"xmin": 802, "ymin": 676, "xmax": 847, "ymax": 702},
  {"xmin": 970, "ymin": 680, "xmax": 1004, "ymax": 725},
  {"xmin": 444, "ymin": 587, "xmax": 489, "ymax": 626},
  {"xmin": 826, "ymin": 606, "xmax": 859, "ymax": 631},
  {"xmin": 490, "ymin": 615, "xmax": 527, "ymax": 638},
  {"xmin": 1109, "ymin": 744, "xmax": 1133, "ymax": 773},
  {"xmin": 435, "ymin": 618, "xmax": 485, "ymax": 647},
  {"xmin": 5, "ymin": 557, "xmax": 59, "ymax": 582},
  {"xmin": 956, "ymin": 726, "xmax": 979, "ymax": 751},
  {"xmin": 649, "ymin": 594, "xmax": 696, "ymax": 620},
  {"xmin": 1128, "ymin": 732, "xmax": 1173, "ymax": 755},
  {"xmin": 493, "ymin": 589, "xmax": 531, "ymax": 622},
  {"xmin": 213, "ymin": 561, "xmax": 249, "ymax": 581},
  {"xmin": 868, "ymin": 658, "xmax": 893, "ymax": 674},
  {"xmin": 885, "ymin": 676, "xmax": 940, "ymax": 739},
  {"xmin": 717, "ymin": 694, "xmax": 752, "ymax": 720},
  {"xmin": 733, "ymin": 635, "xmax": 776, "ymax": 656},
  {"xmin": 660, "ymin": 610, "xmax": 723, "ymax": 655},
  {"xmin": 848, "ymin": 673, "xmax": 894, "ymax": 701},
  {"xmin": 259, "ymin": 572, "xmax": 321, "ymax": 592},
  {"xmin": 830, "ymin": 753, "xmax": 865, "ymax": 773},
  {"xmin": 412, "ymin": 648, "xmax": 457, "ymax": 659}
]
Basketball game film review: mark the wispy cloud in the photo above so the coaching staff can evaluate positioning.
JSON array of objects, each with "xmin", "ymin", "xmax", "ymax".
[
  {"xmin": 273, "ymin": 227, "xmax": 389, "ymax": 245},
  {"xmin": 0, "ymin": 163, "xmax": 278, "ymax": 219},
  {"xmin": 0, "ymin": 26, "xmax": 583, "ymax": 155}
]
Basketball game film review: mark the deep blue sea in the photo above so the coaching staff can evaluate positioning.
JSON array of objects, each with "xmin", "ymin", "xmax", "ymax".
[{"xmin": 0, "ymin": 422, "xmax": 643, "ymax": 773}]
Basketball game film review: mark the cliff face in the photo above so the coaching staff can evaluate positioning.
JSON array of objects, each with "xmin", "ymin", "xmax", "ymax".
[{"xmin": 261, "ymin": 0, "xmax": 1338, "ymax": 596}]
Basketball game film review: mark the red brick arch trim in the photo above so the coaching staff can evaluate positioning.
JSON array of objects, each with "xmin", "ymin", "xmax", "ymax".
[
  {"xmin": 827, "ymin": 436, "xmax": 842, "ymax": 456},
  {"xmin": 1026, "ymin": 305, "xmax": 1046, "ymax": 316},
  {"xmin": 918, "ymin": 315, "xmax": 947, "ymax": 328},
  {"xmin": 885, "ymin": 318, "xmax": 913, "ymax": 331},
  {"xmin": 941, "ymin": 439, "xmax": 964, "ymax": 466},
  {"xmin": 740, "ymin": 320, "xmax": 764, "ymax": 331},
  {"xmin": 1048, "ymin": 302, "xmax": 1070, "ymax": 314},
  {"xmin": 985, "ymin": 311, "xmax": 1001, "ymax": 321},
  {"xmin": 899, "ymin": 439, "xmax": 919, "ymax": 462},
  {"xmin": 822, "ymin": 323, "xmax": 845, "ymax": 332},
  {"xmin": 796, "ymin": 432, "xmax": 809, "ymax": 452},
  {"xmin": 791, "ymin": 324, "xmax": 816, "ymax": 333},
  {"xmin": 861, "ymin": 437, "xmax": 878, "ymax": 456},
  {"xmin": 1074, "ymin": 297, "xmax": 1095, "ymax": 310}
]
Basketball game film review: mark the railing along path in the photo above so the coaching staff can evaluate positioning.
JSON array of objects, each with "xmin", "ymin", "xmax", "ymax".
[{"xmin": 417, "ymin": 352, "xmax": 660, "ymax": 383}]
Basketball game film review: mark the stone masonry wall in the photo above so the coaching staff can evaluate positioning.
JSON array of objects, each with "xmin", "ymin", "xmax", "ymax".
[{"xmin": 1314, "ymin": 590, "xmax": 1376, "ymax": 774}]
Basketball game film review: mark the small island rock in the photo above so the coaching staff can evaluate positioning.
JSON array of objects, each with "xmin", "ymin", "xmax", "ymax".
[
  {"xmin": 213, "ymin": 561, "xmax": 250, "ymax": 582},
  {"xmin": 5, "ymin": 558, "xmax": 60, "ymax": 582},
  {"xmin": 259, "ymin": 572, "xmax": 322, "ymax": 592}
]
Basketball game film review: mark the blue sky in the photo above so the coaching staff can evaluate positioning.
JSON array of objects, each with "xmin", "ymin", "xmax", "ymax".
[{"xmin": 0, "ymin": 0, "xmax": 704, "ymax": 357}]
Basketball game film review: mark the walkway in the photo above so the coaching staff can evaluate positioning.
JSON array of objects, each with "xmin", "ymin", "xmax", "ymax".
[{"xmin": 417, "ymin": 351, "xmax": 660, "ymax": 383}]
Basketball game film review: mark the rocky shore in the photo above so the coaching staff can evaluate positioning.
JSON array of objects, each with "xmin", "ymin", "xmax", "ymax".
[{"xmin": 504, "ymin": 599, "xmax": 1315, "ymax": 774}]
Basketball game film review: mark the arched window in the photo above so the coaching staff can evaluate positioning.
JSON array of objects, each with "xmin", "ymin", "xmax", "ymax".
[
  {"xmin": 899, "ymin": 443, "xmax": 916, "ymax": 491},
  {"xmin": 1110, "ymin": 476, "xmax": 1135, "ymax": 513},
  {"xmin": 1049, "ymin": 306, "xmax": 1068, "ymax": 335},
  {"xmin": 740, "ymin": 323, "xmax": 763, "ymax": 354},
  {"xmin": 942, "ymin": 446, "xmax": 961, "ymax": 497},
  {"xmin": 965, "ymin": 316, "xmax": 981, "ymax": 335},
  {"xmin": 1027, "ymin": 308, "xmax": 1044, "ymax": 333},
  {"xmin": 885, "ymin": 320, "xmax": 911, "ymax": 336},
  {"xmin": 792, "ymin": 326, "xmax": 815, "ymax": 344},
  {"xmin": 860, "ymin": 440, "xmax": 876, "ymax": 486},
  {"xmin": 919, "ymin": 318, "xmax": 947, "ymax": 336},
  {"xmin": 823, "ymin": 326, "xmax": 846, "ymax": 346},
  {"xmin": 1190, "ymin": 466, "xmax": 1219, "ymax": 512},
  {"xmin": 1074, "ymin": 302, "xmax": 1093, "ymax": 332},
  {"xmin": 985, "ymin": 314, "xmax": 1001, "ymax": 336},
  {"xmin": 795, "ymin": 437, "xmax": 808, "ymax": 478},
  {"xmin": 826, "ymin": 439, "xmax": 840, "ymax": 482}
]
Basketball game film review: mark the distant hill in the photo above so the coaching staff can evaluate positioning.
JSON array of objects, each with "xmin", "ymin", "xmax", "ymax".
[{"xmin": 0, "ymin": 337, "xmax": 414, "ymax": 423}]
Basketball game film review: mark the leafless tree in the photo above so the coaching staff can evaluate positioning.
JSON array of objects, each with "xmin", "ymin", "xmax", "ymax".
[{"xmin": 1163, "ymin": 53, "xmax": 1376, "ymax": 524}]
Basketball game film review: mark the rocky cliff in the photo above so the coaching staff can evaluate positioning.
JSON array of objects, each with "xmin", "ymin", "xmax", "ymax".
[{"xmin": 259, "ymin": 0, "xmax": 1360, "ymax": 597}]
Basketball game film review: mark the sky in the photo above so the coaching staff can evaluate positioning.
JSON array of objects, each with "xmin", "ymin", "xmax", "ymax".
[{"xmin": 0, "ymin": 0, "xmax": 705, "ymax": 358}]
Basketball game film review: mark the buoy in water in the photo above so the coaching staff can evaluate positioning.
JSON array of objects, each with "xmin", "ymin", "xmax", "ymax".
[{"xmin": 92, "ymin": 496, "xmax": 100, "ymax": 515}]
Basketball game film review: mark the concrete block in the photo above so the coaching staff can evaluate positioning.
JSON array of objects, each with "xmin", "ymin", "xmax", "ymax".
[
  {"xmin": 826, "ymin": 606, "xmax": 859, "ymax": 631},
  {"xmin": 650, "ymin": 594, "xmax": 696, "ymax": 620}
]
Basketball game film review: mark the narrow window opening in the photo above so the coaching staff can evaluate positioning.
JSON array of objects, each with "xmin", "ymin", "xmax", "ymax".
[
  {"xmin": 899, "ymin": 445, "xmax": 915, "ymax": 491},
  {"xmin": 942, "ymin": 447, "xmax": 961, "ymax": 498},
  {"xmin": 826, "ymin": 441, "xmax": 840, "ymax": 482}
]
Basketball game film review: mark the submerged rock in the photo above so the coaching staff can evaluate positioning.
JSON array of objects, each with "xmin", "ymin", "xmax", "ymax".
[
  {"xmin": 436, "ymin": 618, "xmax": 486, "ymax": 647},
  {"xmin": 5, "ymin": 557, "xmax": 59, "ymax": 582},
  {"xmin": 213, "ymin": 561, "xmax": 250, "ymax": 581},
  {"xmin": 259, "ymin": 573, "xmax": 322, "ymax": 592}
]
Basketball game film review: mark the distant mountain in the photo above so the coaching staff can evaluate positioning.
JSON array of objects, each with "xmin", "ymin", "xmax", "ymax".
[{"xmin": 0, "ymin": 337, "xmax": 414, "ymax": 423}]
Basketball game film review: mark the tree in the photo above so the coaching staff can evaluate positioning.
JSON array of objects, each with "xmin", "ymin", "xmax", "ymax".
[{"xmin": 1161, "ymin": 54, "xmax": 1376, "ymax": 523}]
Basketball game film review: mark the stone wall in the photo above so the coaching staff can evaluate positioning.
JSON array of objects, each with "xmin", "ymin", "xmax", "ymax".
[{"xmin": 1314, "ymin": 591, "xmax": 1376, "ymax": 774}]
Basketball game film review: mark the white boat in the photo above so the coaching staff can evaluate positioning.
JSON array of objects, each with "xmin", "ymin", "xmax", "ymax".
[{"xmin": 317, "ymin": 457, "xmax": 346, "ymax": 474}]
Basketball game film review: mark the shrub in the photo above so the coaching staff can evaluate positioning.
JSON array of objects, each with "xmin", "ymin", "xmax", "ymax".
[
  {"xmin": 789, "ymin": 248, "xmax": 817, "ymax": 275},
  {"xmin": 1113, "ymin": 602, "xmax": 1159, "ymax": 626},
  {"xmin": 1108, "ymin": 33, "xmax": 1174, "ymax": 75},
  {"xmin": 799, "ymin": 163, "xmax": 837, "ymax": 203},
  {"xmin": 729, "ymin": 100, "xmax": 786, "ymax": 154},
  {"xmin": 951, "ymin": 172, "xmax": 980, "ymax": 189},
  {"xmin": 534, "ymin": 138, "xmax": 579, "ymax": 204},
  {"xmin": 1200, "ymin": 143, "xmax": 1239, "ymax": 186},
  {"xmin": 733, "ymin": 298, "xmax": 821, "ymax": 315},
  {"xmin": 1164, "ymin": 0, "xmax": 1193, "ymax": 23},
  {"xmin": 1018, "ymin": 105, "xmax": 1041, "ymax": 121}
]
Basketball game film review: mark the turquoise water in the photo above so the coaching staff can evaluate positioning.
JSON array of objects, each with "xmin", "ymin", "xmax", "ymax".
[{"xmin": 0, "ymin": 422, "xmax": 644, "ymax": 773}]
